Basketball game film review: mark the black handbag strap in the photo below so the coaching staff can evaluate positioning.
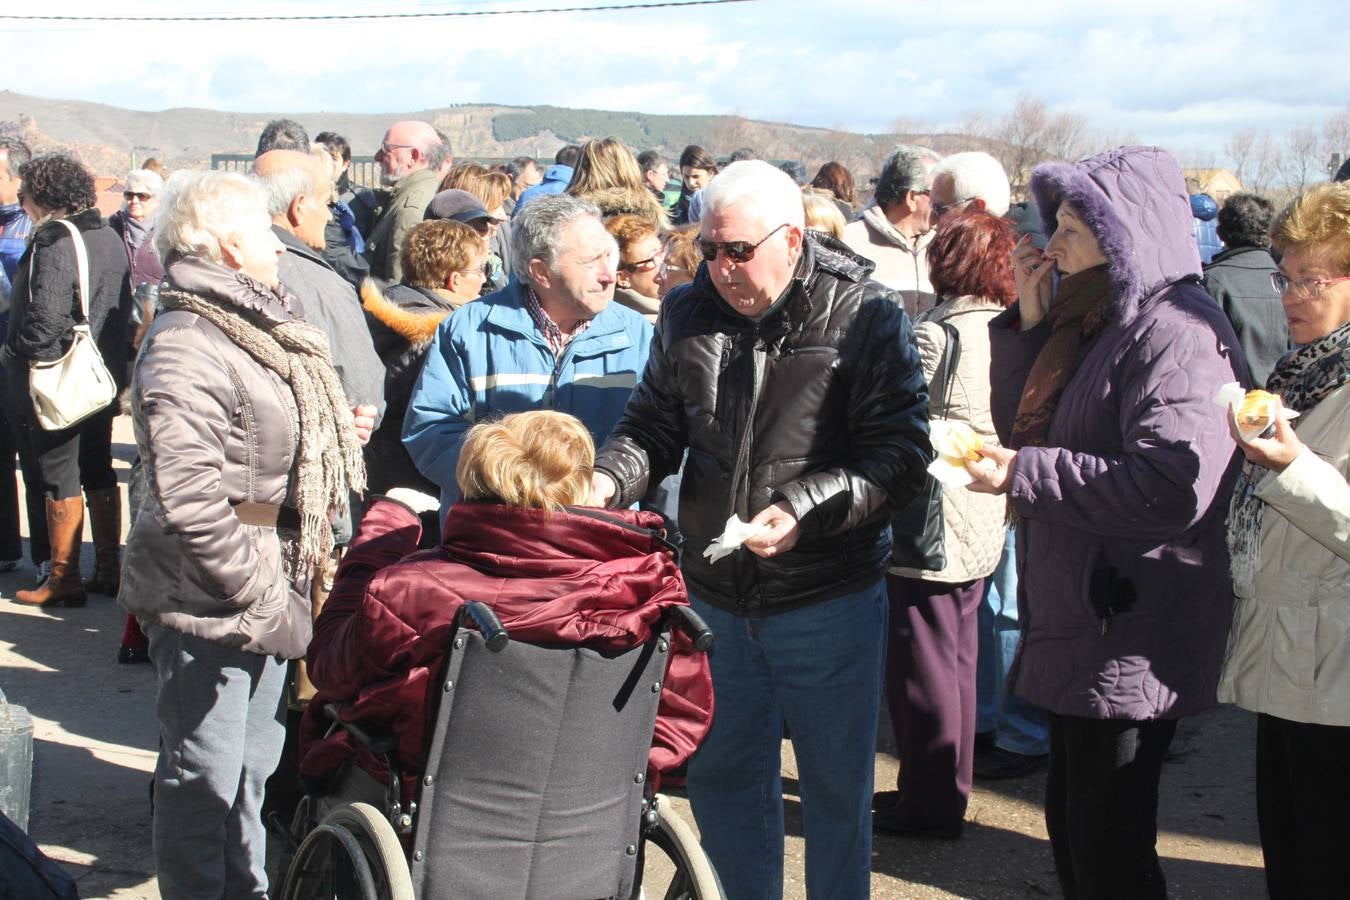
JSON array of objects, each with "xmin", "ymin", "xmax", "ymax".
[{"xmin": 929, "ymin": 320, "xmax": 961, "ymax": 417}]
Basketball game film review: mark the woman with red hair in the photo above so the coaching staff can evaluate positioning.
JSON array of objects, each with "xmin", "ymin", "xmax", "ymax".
[{"xmin": 875, "ymin": 209, "xmax": 1017, "ymax": 838}]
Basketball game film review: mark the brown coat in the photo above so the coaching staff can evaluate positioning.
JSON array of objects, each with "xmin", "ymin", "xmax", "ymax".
[{"xmin": 120, "ymin": 256, "xmax": 312, "ymax": 659}]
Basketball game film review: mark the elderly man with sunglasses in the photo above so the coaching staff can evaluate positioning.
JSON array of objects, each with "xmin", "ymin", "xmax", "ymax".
[
  {"xmin": 364, "ymin": 120, "xmax": 444, "ymax": 282},
  {"xmin": 591, "ymin": 160, "xmax": 931, "ymax": 900}
]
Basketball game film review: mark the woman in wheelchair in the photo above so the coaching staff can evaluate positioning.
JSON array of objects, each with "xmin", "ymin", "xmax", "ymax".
[{"xmin": 299, "ymin": 410, "xmax": 713, "ymax": 812}]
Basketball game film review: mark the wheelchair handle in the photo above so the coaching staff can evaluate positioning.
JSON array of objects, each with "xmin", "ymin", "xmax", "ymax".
[
  {"xmin": 459, "ymin": 600, "xmax": 510, "ymax": 652},
  {"xmin": 668, "ymin": 605, "xmax": 715, "ymax": 653}
]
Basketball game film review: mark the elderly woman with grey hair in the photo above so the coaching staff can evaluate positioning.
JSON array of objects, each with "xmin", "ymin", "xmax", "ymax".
[
  {"xmin": 403, "ymin": 192, "xmax": 653, "ymax": 521},
  {"xmin": 842, "ymin": 143, "xmax": 943, "ymax": 317},
  {"xmin": 119, "ymin": 169, "xmax": 364, "ymax": 899}
]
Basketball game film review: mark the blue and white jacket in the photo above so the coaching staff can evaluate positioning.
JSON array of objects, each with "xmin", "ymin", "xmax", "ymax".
[{"xmin": 402, "ymin": 279, "xmax": 653, "ymax": 515}]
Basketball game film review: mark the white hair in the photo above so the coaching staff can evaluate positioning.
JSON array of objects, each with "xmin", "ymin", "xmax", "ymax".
[
  {"xmin": 125, "ymin": 168, "xmax": 164, "ymax": 196},
  {"xmin": 512, "ymin": 193, "xmax": 605, "ymax": 275},
  {"xmin": 152, "ymin": 170, "xmax": 271, "ymax": 266},
  {"xmin": 700, "ymin": 161, "xmax": 805, "ymax": 230},
  {"xmin": 931, "ymin": 151, "xmax": 1011, "ymax": 217},
  {"xmin": 254, "ymin": 160, "xmax": 324, "ymax": 218}
]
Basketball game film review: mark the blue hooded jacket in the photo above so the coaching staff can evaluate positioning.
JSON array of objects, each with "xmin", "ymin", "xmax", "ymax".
[{"xmin": 513, "ymin": 165, "xmax": 574, "ymax": 217}]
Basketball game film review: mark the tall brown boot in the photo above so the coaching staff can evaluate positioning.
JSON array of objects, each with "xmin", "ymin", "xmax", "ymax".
[
  {"xmin": 84, "ymin": 487, "xmax": 122, "ymax": 596},
  {"xmin": 15, "ymin": 497, "xmax": 87, "ymax": 608}
]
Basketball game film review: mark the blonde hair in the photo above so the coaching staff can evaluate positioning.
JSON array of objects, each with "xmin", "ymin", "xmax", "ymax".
[
  {"xmin": 401, "ymin": 219, "xmax": 487, "ymax": 290},
  {"xmin": 1271, "ymin": 181, "xmax": 1350, "ymax": 275},
  {"xmin": 440, "ymin": 163, "xmax": 511, "ymax": 213},
  {"xmin": 456, "ymin": 411, "xmax": 595, "ymax": 510},
  {"xmin": 566, "ymin": 137, "xmax": 648, "ymax": 198},
  {"xmin": 802, "ymin": 188, "xmax": 846, "ymax": 239}
]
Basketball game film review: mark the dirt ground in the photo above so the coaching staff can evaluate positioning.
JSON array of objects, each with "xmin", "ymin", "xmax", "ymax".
[{"xmin": 0, "ymin": 419, "xmax": 1267, "ymax": 898}]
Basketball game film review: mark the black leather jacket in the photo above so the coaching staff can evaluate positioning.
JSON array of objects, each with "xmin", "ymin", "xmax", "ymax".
[{"xmin": 595, "ymin": 234, "xmax": 931, "ymax": 615}]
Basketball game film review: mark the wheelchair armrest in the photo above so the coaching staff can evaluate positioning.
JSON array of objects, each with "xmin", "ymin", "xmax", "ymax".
[
  {"xmin": 666, "ymin": 605, "xmax": 714, "ymax": 653},
  {"xmin": 321, "ymin": 703, "xmax": 400, "ymax": 755}
]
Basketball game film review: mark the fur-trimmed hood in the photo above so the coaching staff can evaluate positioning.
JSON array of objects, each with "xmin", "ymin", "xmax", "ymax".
[
  {"xmin": 1030, "ymin": 146, "xmax": 1201, "ymax": 325},
  {"xmin": 575, "ymin": 185, "xmax": 670, "ymax": 228},
  {"xmin": 361, "ymin": 280, "xmax": 459, "ymax": 351}
]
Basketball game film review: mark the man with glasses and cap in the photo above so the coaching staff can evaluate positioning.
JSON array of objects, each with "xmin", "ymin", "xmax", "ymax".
[
  {"xmin": 403, "ymin": 193, "xmax": 652, "ymax": 523},
  {"xmin": 364, "ymin": 120, "xmax": 444, "ymax": 282},
  {"xmin": 590, "ymin": 160, "xmax": 931, "ymax": 900}
]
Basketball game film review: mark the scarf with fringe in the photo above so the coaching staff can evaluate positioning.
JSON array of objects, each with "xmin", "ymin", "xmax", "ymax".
[{"xmin": 159, "ymin": 287, "xmax": 366, "ymax": 566}]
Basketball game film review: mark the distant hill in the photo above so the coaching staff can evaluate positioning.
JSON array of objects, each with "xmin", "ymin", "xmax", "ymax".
[{"xmin": 0, "ymin": 89, "xmax": 958, "ymax": 180}]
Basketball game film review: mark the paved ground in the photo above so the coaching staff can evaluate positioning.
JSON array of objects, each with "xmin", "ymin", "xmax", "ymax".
[{"xmin": 0, "ymin": 417, "xmax": 1268, "ymax": 898}]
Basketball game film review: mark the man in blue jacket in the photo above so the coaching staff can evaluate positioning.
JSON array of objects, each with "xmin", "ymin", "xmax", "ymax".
[
  {"xmin": 404, "ymin": 194, "xmax": 652, "ymax": 519},
  {"xmin": 512, "ymin": 145, "xmax": 580, "ymax": 218}
]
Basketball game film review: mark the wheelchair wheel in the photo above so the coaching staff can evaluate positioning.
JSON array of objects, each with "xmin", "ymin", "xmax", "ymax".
[
  {"xmin": 638, "ymin": 794, "xmax": 725, "ymax": 900},
  {"xmin": 277, "ymin": 801, "xmax": 414, "ymax": 900}
]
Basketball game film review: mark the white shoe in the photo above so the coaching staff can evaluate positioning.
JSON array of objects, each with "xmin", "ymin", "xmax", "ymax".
[{"xmin": 34, "ymin": 560, "xmax": 52, "ymax": 586}]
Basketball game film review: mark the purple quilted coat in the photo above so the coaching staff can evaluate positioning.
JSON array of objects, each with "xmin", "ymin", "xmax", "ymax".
[{"xmin": 989, "ymin": 146, "xmax": 1250, "ymax": 720}]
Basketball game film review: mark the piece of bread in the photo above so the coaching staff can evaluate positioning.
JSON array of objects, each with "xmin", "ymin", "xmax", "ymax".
[{"xmin": 1238, "ymin": 390, "xmax": 1278, "ymax": 429}]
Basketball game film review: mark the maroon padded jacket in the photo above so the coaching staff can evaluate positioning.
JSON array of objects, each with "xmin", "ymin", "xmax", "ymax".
[{"xmin": 300, "ymin": 497, "xmax": 714, "ymax": 803}]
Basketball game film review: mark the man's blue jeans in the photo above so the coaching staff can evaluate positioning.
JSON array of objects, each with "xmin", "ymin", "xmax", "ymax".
[
  {"xmin": 975, "ymin": 526, "xmax": 1049, "ymax": 756},
  {"xmin": 687, "ymin": 582, "xmax": 886, "ymax": 900}
]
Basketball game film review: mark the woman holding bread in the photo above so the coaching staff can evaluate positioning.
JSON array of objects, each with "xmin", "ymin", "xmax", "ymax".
[
  {"xmin": 965, "ymin": 146, "xmax": 1247, "ymax": 899},
  {"xmin": 1217, "ymin": 181, "xmax": 1350, "ymax": 900},
  {"xmin": 876, "ymin": 209, "xmax": 1016, "ymax": 838}
]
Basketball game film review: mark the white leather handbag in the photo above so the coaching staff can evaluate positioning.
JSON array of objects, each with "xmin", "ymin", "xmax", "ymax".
[{"xmin": 28, "ymin": 218, "xmax": 117, "ymax": 431}]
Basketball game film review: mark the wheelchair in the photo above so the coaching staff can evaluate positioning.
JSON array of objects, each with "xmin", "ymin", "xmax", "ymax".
[{"xmin": 277, "ymin": 601, "xmax": 724, "ymax": 900}]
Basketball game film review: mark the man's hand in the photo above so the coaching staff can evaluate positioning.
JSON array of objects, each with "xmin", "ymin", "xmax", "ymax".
[
  {"xmin": 965, "ymin": 444, "xmax": 1017, "ymax": 495},
  {"xmin": 590, "ymin": 471, "xmax": 617, "ymax": 507},
  {"xmin": 744, "ymin": 501, "xmax": 801, "ymax": 558},
  {"xmin": 351, "ymin": 404, "xmax": 378, "ymax": 446}
]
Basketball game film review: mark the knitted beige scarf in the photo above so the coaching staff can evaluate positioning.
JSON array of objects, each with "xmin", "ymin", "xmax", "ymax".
[{"xmin": 159, "ymin": 288, "xmax": 366, "ymax": 566}]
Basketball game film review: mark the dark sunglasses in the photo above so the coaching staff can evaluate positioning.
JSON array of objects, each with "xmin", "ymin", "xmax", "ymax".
[
  {"xmin": 123, "ymin": 191, "xmax": 152, "ymax": 202},
  {"xmin": 697, "ymin": 223, "xmax": 788, "ymax": 264}
]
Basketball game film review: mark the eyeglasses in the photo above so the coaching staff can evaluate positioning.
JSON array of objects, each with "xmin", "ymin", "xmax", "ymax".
[
  {"xmin": 933, "ymin": 196, "xmax": 973, "ymax": 217},
  {"xmin": 697, "ymin": 223, "xmax": 788, "ymax": 264},
  {"xmin": 619, "ymin": 251, "xmax": 663, "ymax": 273},
  {"xmin": 1271, "ymin": 272, "xmax": 1350, "ymax": 296},
  {"xmin": 123, "ymin": 191, "xmax": 152, "ymax": 202},
  {"xmin": 376, "ymin": 142, "xmax": 415, "ymax": 158}
]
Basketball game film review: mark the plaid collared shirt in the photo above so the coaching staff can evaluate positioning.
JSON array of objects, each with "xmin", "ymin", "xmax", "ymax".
[{"xmin": 525, "ymin": 285, "xmax": 591, "ymax": 356}]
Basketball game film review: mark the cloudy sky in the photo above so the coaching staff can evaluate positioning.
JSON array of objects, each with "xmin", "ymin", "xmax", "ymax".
[{"xmin": 1, "ymin": 0, "xmax": 1345, "ymax": 162}]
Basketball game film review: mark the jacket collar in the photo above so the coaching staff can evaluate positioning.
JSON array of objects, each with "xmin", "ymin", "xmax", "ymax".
[
  {"xmin": 272, "ymin": 225, "xmax": 333, "ymax": 271},
  {"xmin": 440, "ymin": 502, "xmax": 673, "ymax": 566},
  {"xmin": 861, "ymin": 205, "xmax": 930, "ymax": 252},
  {"xmin": 163, "ymin": 253, "xmax": 300, "ymax": 325},
  {"xmin": 920, "ymin": 294, "xmax": 1005, "ymax": 324},
  {"xmin": 482, "ymin": 279, "xmax": 636, "ymax": 353},
  {"xmin": 390, "ymin": 166, "xmax": 440, "ymax": 202}
]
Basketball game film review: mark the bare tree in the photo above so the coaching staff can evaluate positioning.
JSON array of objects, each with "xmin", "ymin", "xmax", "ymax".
[
  {"xmin": 1322, "ymin": 107, "xmax": 1350, "ymax": 176},
  {"xmin": 1226, "ymin": 128, "xmax": 1257, "ymax": 187},
  {"xmin": 1280, "ymin": 125, "xmax": 1322, "ymax": 193}
]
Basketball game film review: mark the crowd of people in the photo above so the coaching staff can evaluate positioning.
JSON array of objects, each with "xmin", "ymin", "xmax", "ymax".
[{"xmin": 0, "ymin": 118, "xmax": 1346, "ymax": 900}]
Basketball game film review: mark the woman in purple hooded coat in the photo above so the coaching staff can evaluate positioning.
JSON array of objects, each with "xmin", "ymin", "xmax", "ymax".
[{"xmin": 966, "ymin": 146, "xmax": 1248, "ymax": 899}]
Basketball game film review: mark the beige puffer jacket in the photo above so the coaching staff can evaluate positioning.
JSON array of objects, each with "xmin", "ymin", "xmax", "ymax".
[
  {"xmin": 119, "ymin": 255, "xmax": 312, "ymax": 659},
  {"xmin": 1218, "ymin": 381, "xmax": 1350, "ymax": 725},
  {"xmin": 891, "ymin": 296, "xmax": 1007, "ymax": 585}
]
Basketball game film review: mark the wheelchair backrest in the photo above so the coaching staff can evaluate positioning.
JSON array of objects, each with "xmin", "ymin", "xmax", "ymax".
[{"xmin": 408, "ymin": 627, "xmax": 668, "ymax": 899}]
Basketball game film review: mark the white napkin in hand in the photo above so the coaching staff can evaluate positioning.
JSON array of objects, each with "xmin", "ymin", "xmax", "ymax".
[
  {"xmin": 927, "ymin": 419, "xmax": 995, "ymax": 487},
  {"xmin": 703, "ymin": 514, "xmax": 770, "ymax": 563},
  {"xmin": 1212, "ymin": 382, "xmax": 1298, "ymax": 443}
]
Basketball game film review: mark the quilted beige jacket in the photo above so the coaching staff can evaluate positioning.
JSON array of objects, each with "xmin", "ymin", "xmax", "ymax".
[
  {"xmin": 1219, "ymin": 381, "xmax": 1350, "ymax": 725},
  {"xmin": 891, "ymin": 295, "xmax": 1007, "ymax": 584}
]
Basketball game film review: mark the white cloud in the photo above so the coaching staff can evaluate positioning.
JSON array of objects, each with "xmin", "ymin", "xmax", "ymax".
[{"xmin": 0, "ymin": 0, "xmax": 1346, "ymax": 163}]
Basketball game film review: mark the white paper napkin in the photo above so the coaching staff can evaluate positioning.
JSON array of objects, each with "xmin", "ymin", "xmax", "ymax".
[{"xmin": 702, "ymin": 514, "xmax": 770, "ymax": 563}]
